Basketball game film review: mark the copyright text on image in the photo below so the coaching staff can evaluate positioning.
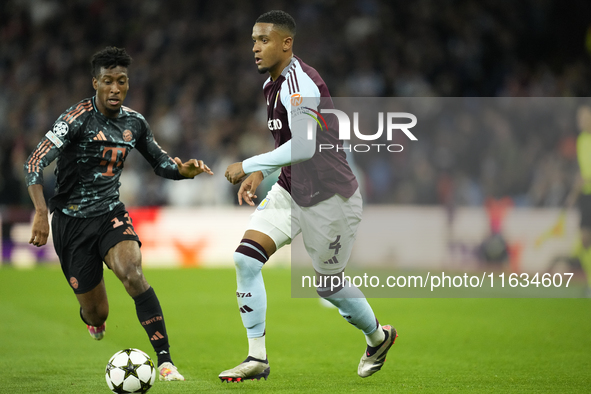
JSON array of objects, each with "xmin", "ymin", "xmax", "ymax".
[{"xmin": 301, "ymin": 272, "xmax": 574, "ymax": 292}]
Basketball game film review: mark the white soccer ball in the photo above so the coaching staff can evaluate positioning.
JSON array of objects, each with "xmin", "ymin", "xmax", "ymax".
[{"xmin": 105, "ymin": 348, "xmax": 156, "ymax": 394}]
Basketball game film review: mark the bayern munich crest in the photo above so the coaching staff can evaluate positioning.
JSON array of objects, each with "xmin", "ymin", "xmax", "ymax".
[
  {"xmin": 53, "ymin": 121, "xmax": 69, "ymax": 137},
  {"xmin": 123, "ymin": 129, "xmax": 133, "ymax": 142}
]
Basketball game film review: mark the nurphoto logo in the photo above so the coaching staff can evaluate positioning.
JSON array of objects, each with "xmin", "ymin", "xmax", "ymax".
[{"xmin": 306, "ymin": 108, "xmax": 418, "ymax": 153}]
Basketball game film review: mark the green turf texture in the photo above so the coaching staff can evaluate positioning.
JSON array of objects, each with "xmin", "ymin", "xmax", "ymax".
[{"xmin": 0, "ymin": 265, "xmax": 590, "ymax": 393}]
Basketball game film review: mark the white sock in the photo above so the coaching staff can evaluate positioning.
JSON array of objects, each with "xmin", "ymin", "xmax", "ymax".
[
  {"xmin": 365, "ymin": 325, "xmax": 385, "ymax": 347},
  {"xmin": 321, "ymin": 281, "xmax": 379, "ymax": 335},
  {"xmin": 248, "ymin": 336, "xmax": 266, "ymax": 360},
  {"xmin": 234, "ymin": 250, "xmax": 267, "ymax": 338},
  {"xmin": 318, "ymin": 279, "xmax": 385, "ymax": 347}
]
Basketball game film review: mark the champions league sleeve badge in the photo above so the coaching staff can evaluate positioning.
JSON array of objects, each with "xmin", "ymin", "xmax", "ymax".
[
  {"xmin": 45, "ymin": 121, "xmax": 69, "ymax": 148},
  {"xmin": 53, "ymin": 121, "xmax": 69, "ymax": 137}
]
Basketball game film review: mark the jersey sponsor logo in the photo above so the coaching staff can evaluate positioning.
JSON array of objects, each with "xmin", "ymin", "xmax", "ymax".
[
  {"xmin": 257, "ymin": 197, "xmax": 270, "ymax": 210},
  {"xmin": 45, "ymin": 130, "xmax": 64, "ymax": 148},
  {"xmin": 53, "ymin": 121, "xmax": 69, "ymax": 137},
  {"xmin": 291, "ymin": 93, "xmax": 302, "ymax": 107},
  {"xmin": 100, "ymin": 147, "xmax": 127, "ymax": 176},
  {"xmin": 122, "ymin": 129, "xmax": 133, "ymax": 142},
  {"xmin": 267, "ymin": 119, "xmax": 283, "ymax": 130}
]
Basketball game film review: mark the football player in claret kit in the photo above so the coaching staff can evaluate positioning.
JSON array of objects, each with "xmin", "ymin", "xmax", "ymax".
[
  {"xmin": 24, "ymin": 46, "xmax": 213, "ymax": 381},
  {"xmin": 222, "ymin": 10, "xmax": 397, "ymax": 382}
]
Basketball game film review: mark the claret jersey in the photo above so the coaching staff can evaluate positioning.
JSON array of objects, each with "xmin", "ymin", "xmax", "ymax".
[
  {"xmin": 262, "ymin": 55, "xmax": 358, "ymax": 207},
  {"xmin": 24, "ymin": 97, "xmax": 185, "ymax": 218}
]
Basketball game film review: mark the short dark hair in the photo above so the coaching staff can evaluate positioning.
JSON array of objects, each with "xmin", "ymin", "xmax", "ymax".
[
  {"xmin": 256, "ymin": 10, "xmax": 296, "ymax": 37},
  {"xmin": 90, "ymin": 47, "xmax": 132, "ymax": 78}
]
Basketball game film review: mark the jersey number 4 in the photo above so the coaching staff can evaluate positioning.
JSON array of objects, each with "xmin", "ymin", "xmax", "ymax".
[{"xmin": 100, "ymin": 147, "xmax": 127, "ymax": 176}]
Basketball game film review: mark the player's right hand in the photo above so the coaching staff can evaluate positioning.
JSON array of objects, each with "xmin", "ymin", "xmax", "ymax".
[
  {"xmin": 238, "ymin": 171, "xmax": 264, "ymax": 206},
  {"xmin": 29, "ymin": 211, "xmax": 49, "ymax": 247},
  {"xmin": 174, "ymin": 157, "xmax": 214, "ymax": 178}
]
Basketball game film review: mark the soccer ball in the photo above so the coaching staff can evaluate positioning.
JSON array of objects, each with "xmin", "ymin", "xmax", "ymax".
[{"xmin": 105, "ymin": 348, "xmax": 156, "ymax": 394}]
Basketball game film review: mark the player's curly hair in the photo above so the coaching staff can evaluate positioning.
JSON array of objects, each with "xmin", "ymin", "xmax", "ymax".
[
  {"xmin": 90, "ymin": 46, "xmax": 132, "ymax": 77},
  {"xmin": 256, "ymin": 10, "xmax": 296, "ymax": 37}
]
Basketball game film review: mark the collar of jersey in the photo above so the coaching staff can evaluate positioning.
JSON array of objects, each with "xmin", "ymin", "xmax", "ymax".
[
  {"xmin": 91, "ymin": 96, "xmax": 126, "ymax": 118},
  {"xmin": 280, "ymin": 56, "xmax": 297, "ymax": 78}
]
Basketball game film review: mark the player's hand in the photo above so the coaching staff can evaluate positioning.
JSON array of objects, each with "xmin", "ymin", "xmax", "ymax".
[
  {"xmin": 174, "ymin": 157, "xmax": 214, "ymax": 178},
  {"xmin": 237, "ymin": 171, "xmax": 264, "ymax": 206},
  {"xmin": 225, "ymin": 162, "xmax": 247, "ymax": 185},
  {"xmin": 29, "ymin": 210, "xmax": 49, "ymax": 247}
]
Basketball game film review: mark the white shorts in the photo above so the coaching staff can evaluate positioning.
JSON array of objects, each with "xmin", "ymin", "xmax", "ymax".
[{"xmin": 247, "ymin": 183, "xmax": 363, "ymax": 274}]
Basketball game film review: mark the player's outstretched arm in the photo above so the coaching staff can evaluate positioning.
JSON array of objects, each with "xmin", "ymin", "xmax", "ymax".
[
  {"xmin": 237, "ymin": 171, "xmax": 264, "ymax": 206},
  {"xmin": 173, "ymin": 157, "xmax": 214, "ymax": 178},
  {"xmin": 27, "ymin": 184, "xmax": 49, "ymax": 247}
]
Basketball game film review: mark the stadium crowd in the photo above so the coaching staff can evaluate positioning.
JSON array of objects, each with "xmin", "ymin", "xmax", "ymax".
[{"xmin": 1, "ymin": 0, "xmax": 590, "ymax": 209}]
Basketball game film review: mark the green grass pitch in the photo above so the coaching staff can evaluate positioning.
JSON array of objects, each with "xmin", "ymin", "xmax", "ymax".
[{"xmin": 0, "ymin": 265, "xmax": 590, "ymax": 393}]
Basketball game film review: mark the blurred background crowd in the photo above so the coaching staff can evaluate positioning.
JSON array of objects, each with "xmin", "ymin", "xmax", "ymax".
[{"xmin": 1, "ymin": 0, "xmax": 591, "ymax": 210}]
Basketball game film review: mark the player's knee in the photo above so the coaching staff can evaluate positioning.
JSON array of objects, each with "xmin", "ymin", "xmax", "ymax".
[
  {"xmin": 233, "ymin": 251, "xmax": 263, "ymax": 276},
  {"xmin": 114, "ymin": 262, "xmax": 148, "ymax": 296},
  {"xmin": 119, "ymin": 265, "xmax": 143, "ymax": 285}
]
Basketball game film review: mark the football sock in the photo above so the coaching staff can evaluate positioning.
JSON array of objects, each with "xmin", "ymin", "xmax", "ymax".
[
  {"xmin": 248, "ymin": 335, "xmax": 267, "ymax": 360},
  {"xmin": 366, "ymin": 329, "xmax": 390, "ymax": 356},
  {"xmin": 366, "ymin": 325, "xmax": 387, "ymax": 347},
  {"xmin": 318, "ymin": 279, "xmax": 381, "ymax": 337},
  {"xmin": 234, "ymin": 239, "xmax": 268, "ymax": 340},
  {"xmin": 133, "ymin": 287, "xmax": 172, "ymax": 366},
  {"xmin": 244, "ymin": 355, "xmax": 268, "ymax": 363}
]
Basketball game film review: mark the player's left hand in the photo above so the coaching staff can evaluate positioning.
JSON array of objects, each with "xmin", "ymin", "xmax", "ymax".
[
  {"xmin": 237, "ymin": 171, "xmax": 263, "ymax": 206},
  {"xmin": 29, "ymin": 210, "xmax": 49, "ymax": 247},
  {"xmin": 225, "ymin": 162, "xmax": 247, "ymax": 185},
  {"xmin": 174, "ymin": 157, "xmax": 214, "ymax": 178}
]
